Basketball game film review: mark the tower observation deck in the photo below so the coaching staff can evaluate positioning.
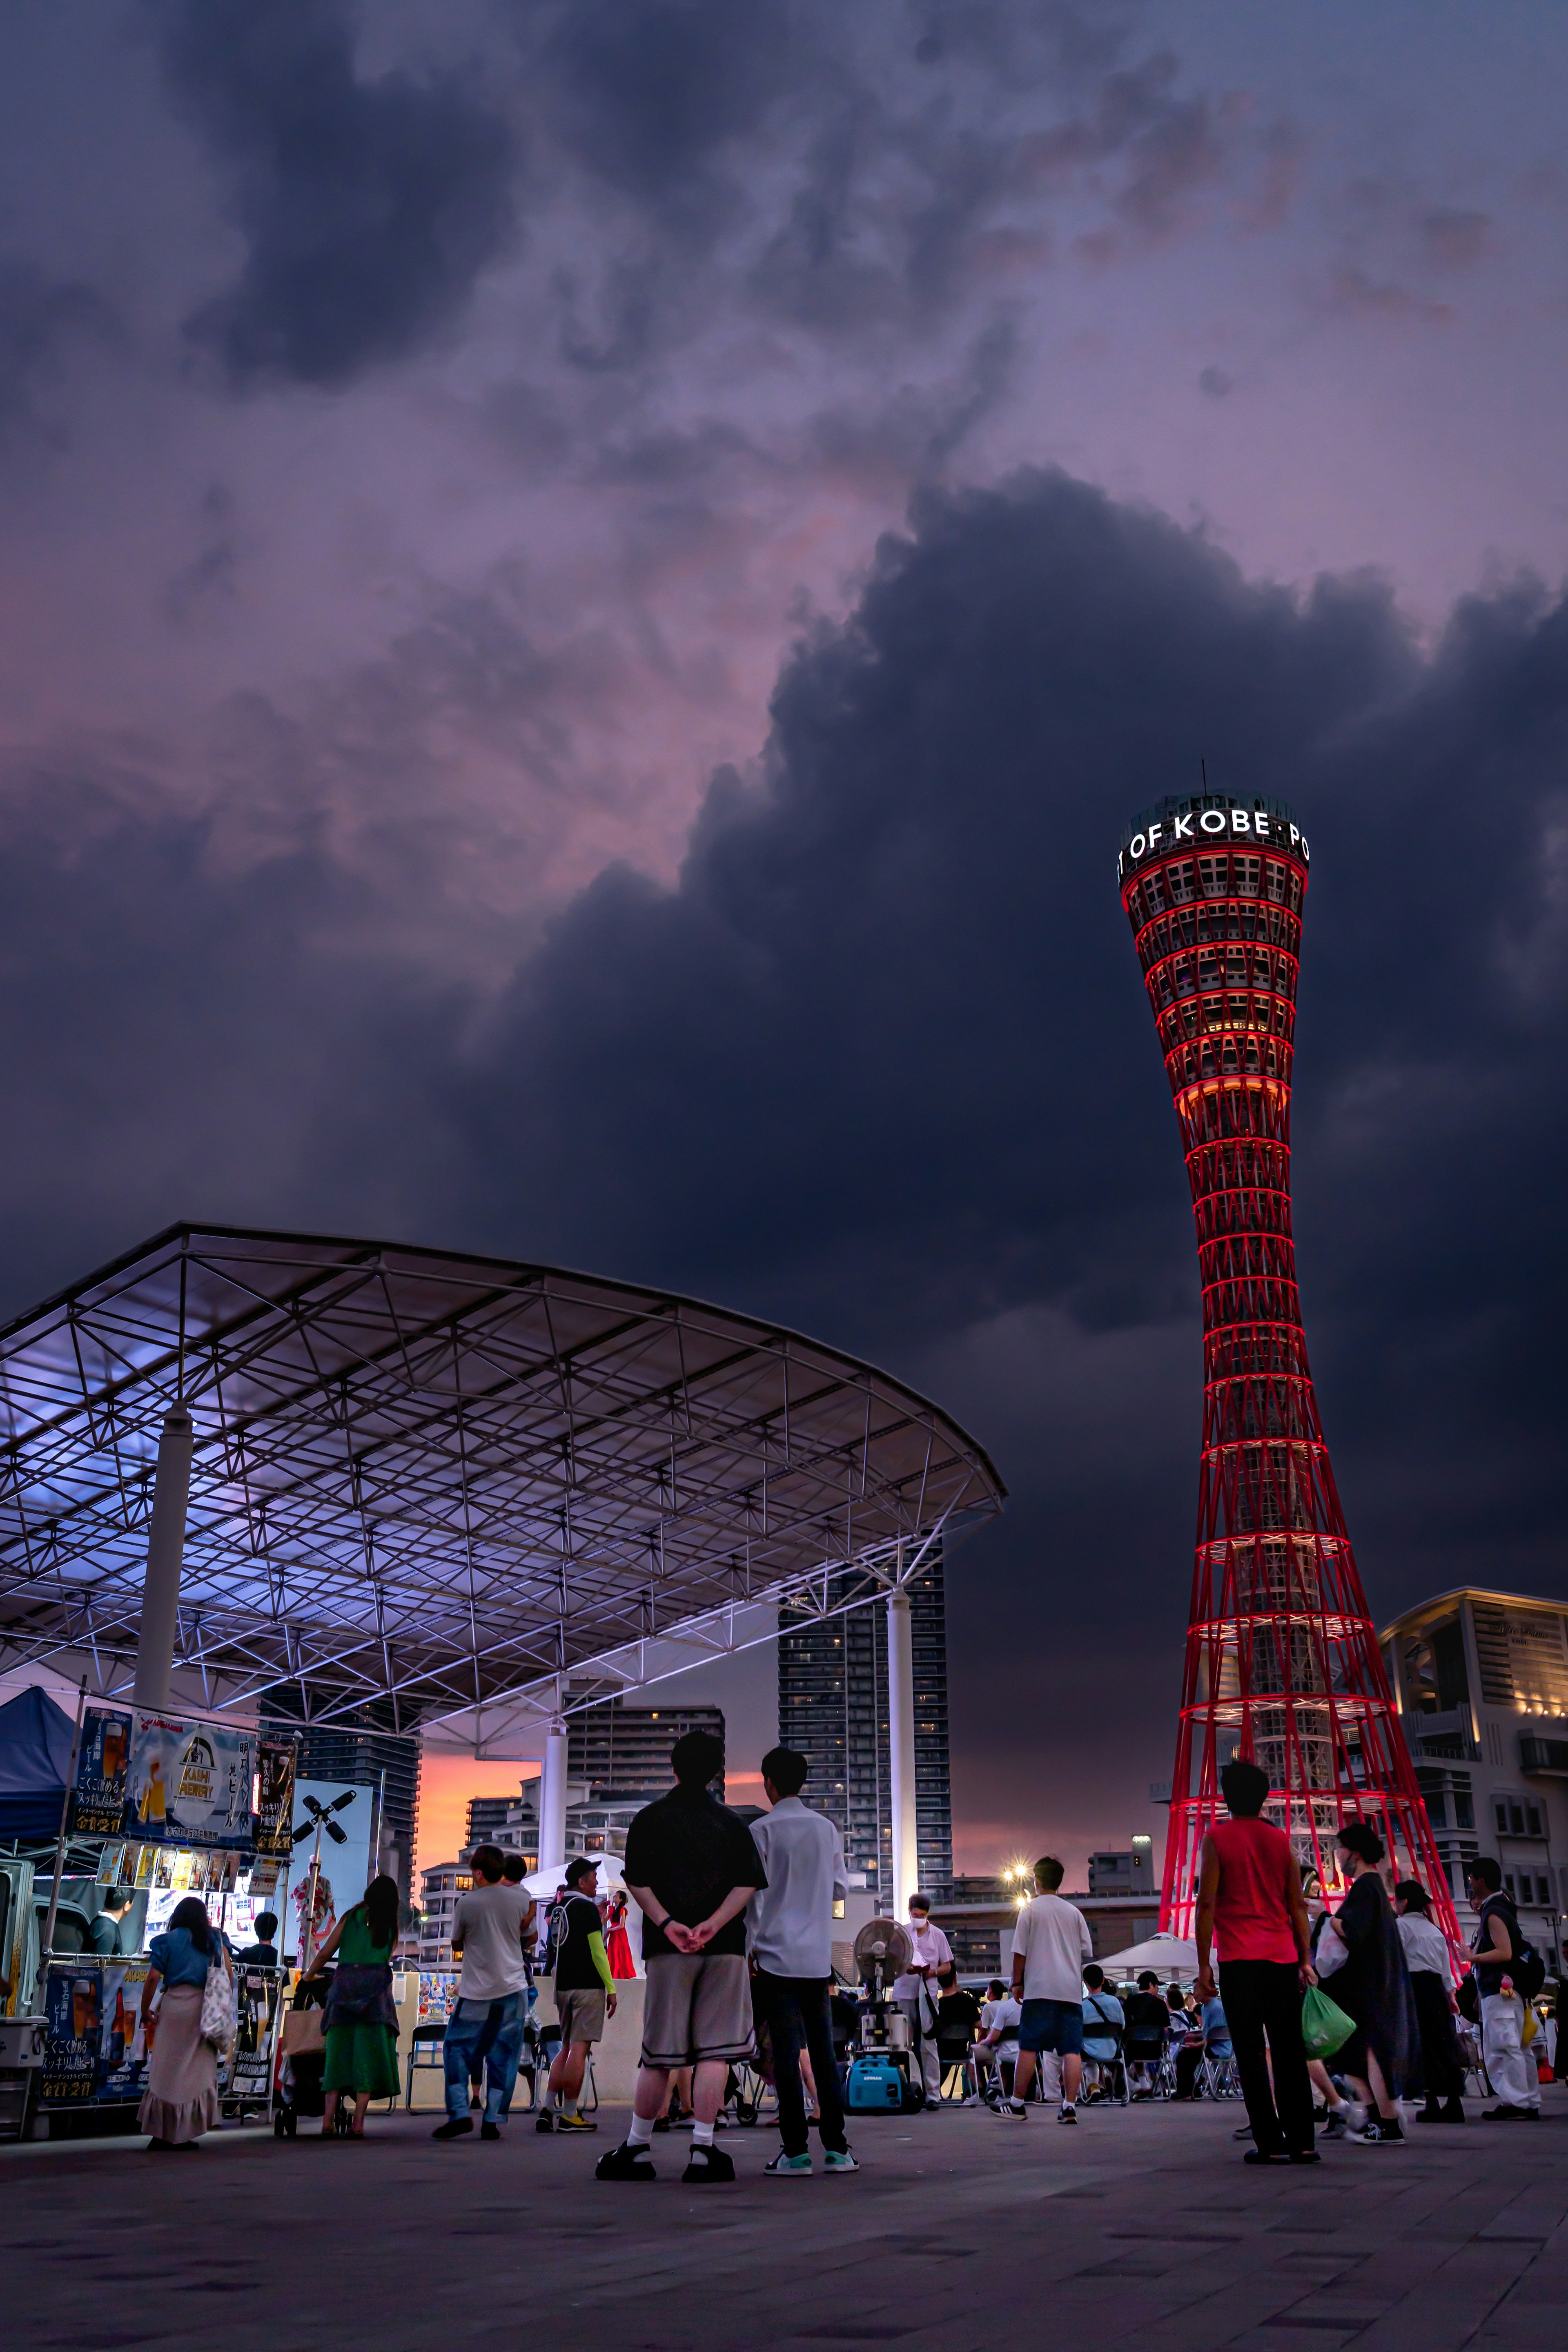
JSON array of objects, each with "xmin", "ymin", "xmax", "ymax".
[{"xmin": 1118, "ymin": 793, "xmax": 1456, "ymax": 1940}]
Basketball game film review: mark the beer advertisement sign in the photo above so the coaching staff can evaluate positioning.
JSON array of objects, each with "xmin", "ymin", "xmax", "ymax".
[
  {"xmin": 254, "ymin": 1737, "xmax": 298, "ymax": 1856},
  {"xmin": 69, "ymin": 1705, "xmax": 134, "ymax": 1835},
  {"xmin": 126, "ymin": 1711, "xmax": 256, "ymax": 1849}
]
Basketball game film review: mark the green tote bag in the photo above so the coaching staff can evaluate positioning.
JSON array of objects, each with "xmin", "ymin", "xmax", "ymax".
[{"xmin": 1301, "ymin": 1984, "xmax": 1356, "ymax": 2058}]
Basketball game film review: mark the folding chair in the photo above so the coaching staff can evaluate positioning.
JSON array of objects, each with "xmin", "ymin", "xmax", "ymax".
[
  {"xmin": 1201, "ymin": 2047, "xmax": 1243, "ymax": 2100},
  {"xmin": 405, "ymin": 2022, "xmax": 446, "ymax": 2110}
]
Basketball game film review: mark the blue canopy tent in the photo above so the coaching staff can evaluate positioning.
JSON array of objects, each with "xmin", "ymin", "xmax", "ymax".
[{"xmin": 0, "ymin": 1686, "xmax": 77, "ymax": 1840}]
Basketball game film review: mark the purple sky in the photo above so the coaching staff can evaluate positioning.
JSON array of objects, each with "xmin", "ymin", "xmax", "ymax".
[{"xmin": 2, "ymin": 2, "xmax": 1567, "ymax": 1880}]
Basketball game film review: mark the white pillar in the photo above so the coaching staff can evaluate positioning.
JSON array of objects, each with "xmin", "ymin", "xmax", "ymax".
[
  {"xmin": 887, "ymin": 1590, "xmax": 919, "ymax": 1920},
  {"xmin": 133, "ymin": 1407, "xmax": 194, "ymax": 1712},
  {"xmin": 539, "ymin": 1717, "xmax": 569, "ymax": 1875}
]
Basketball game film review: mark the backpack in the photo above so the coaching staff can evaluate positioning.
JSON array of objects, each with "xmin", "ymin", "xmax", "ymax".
[{"xmin": 1479, "ymin": 1898, "xmax": 1546, "ymax": 2000}]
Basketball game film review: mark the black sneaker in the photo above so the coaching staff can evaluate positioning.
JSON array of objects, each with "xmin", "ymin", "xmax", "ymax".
[
  {"xmin": 595, "ymin": 2141, "xmax": 658, "ymax": 2181},
  {"xmin": 432, "ymin": 2117, "xmax": 473, "ymax": 2141},
  {"xmin": 682, "ymin": 2143, "xmax": 736, "ymax": 2184},
  {"xmin": 480, "ymin": 2121, "xmax": 500, "ymax": 2142},
  {"xmin": 1481, "ymin": 2104, "xmax": 1539, "ymax": 2121},
  {"xmin": 535, "ymin": 2110, "xmax": 556, "ymax": 2134},
  {"xmin": 1058, "ymin": 2104, "xmax": 1077, "ymax": 2126}
]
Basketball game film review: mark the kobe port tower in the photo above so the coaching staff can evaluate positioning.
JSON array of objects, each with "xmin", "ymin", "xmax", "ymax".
[{"xmin": 1117, "ymin": 790, "xmax": 1456, "ymax": 1941}]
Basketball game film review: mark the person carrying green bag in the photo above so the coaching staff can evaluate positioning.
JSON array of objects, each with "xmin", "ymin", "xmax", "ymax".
[{"xmin": 1194, "ymin": 1757, "xmax": 1320, "ymax": 2165}]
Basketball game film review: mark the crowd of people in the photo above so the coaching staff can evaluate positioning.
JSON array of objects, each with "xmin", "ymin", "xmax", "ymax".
[{"xmin": 131, "ymin": 1739, "xmax": 1561, "ymax": 2173}]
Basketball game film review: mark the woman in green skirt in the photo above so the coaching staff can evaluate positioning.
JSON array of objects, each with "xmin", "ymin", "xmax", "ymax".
[{"xmin": 303, "ymin": 1873, "xmax": 402, "ymax": 2136}]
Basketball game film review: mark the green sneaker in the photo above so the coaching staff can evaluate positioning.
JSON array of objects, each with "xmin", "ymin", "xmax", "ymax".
[
  {"xmin": 764, "ymin": 2150, "xmax": 813, "ymax": 2176},
  {"xmin": 822, "ymin": 2149, "xmax": 860, "ymax": 2173}
]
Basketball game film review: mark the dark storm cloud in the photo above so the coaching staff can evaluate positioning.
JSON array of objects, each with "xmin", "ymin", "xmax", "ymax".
[
  {"xmin": 154, "ymin": 0, "xmax": 517, "ymax": 388},
  {"xmin": 0, "ymin": 260, "xmax": 114, "ymax": 447},
  {"xmin": 3, "ymin": 471, "xmax": 1564, "ymax": 1829}
]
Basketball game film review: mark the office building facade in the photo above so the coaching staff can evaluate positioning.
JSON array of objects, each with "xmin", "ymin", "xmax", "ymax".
[
  {"xmin": 778, "ymin": 1545, "xmax": 953, "ymax": 1903},
  {"xmin": 1381, "ymin": 1585, "xmax": 1568, "ymax": 1974}
]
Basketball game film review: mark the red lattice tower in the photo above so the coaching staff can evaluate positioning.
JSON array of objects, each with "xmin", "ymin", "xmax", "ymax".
[{"xmin": 1118, "ymin": 792, "xmax": 1455, "ymax": 1942}]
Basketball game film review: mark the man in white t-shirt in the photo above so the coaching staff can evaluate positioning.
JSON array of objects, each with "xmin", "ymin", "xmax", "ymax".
[
  {"xmin": 997, "ymin": 1856, "xmax": 1093, "ymax": 2124},
  {"xmin": 435, "ymin": 1844, "xmax": 536, "ymax": 2142},
  {"xmin": 891, "ymin": 1895, "xmax": 953, "ymax": 2106}
]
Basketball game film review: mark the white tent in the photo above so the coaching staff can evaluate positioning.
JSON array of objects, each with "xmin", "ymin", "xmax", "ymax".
[{"xmin": 1094, "ymin": 1929, "xmax": 1200, "ymax": 1980}]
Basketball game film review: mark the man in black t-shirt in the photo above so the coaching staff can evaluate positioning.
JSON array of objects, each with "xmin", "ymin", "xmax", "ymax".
[
  {"xmin": 595, "ymin": 1730, "xmax": 766, "ymax": 2186},
  {"xmin": 538, "ymin": 1859, "xmax": 618, "ymax": 2135}
]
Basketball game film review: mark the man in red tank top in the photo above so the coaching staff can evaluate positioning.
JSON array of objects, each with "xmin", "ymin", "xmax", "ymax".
[{"xmin": 1194, "ymin": 1759, "xmax": 1318, "ymax": 2164}]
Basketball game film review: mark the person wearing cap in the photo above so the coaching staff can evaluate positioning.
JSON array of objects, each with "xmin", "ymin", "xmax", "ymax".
[{"xmin": 538, "ymin": 1858, "xmax": 618, "ymax": 2134}]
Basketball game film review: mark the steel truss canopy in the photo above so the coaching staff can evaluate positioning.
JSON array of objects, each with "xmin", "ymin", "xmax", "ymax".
[{"xmin": 0, "ymin": 1226, "xmax": 1004, "ymax": 1751}]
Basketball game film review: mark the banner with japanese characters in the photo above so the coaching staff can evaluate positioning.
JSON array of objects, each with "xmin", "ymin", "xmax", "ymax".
[{"xmin": 69, "ymin": 1705, "xmax": 134, "ymax": 1835}]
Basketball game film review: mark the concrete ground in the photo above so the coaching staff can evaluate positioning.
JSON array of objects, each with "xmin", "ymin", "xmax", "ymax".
[{"xmin": 4, "ymin": 2087, "xmax": 1566, "ymax": 2352}]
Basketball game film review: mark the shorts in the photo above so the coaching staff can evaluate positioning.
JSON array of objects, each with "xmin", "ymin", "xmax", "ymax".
[
  {"xmin": 1018, "ymin": 1997, "xmax": 1084, "ymax": 2056},
  {"xmin": 640, "ymin": 1953, "xmax": 754, "ymax": 2069},
  {"xmin": 555, "ymin": 1987, "xmax": 607, "ymax": 2045}
]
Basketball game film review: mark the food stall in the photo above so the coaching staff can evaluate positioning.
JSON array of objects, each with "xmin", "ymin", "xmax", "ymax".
[{"xmin": 1, "ymin": 1684, "xmax": 298, "ymax": 2135}]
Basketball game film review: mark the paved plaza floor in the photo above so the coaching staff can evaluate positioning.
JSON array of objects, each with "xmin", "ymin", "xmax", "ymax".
[{"xmin": 5, "ymin": 2088, "xmax": 1566, "ymax": 2352}]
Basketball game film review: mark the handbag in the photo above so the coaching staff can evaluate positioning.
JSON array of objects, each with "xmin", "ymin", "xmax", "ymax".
[
  {"xmin": 200, "ymin": 1951, "xmax": 236, "ymax": 2052},
  {"xmin": 280, "ymin": 2007, "xmax": 326, "ymax": 2058},
  {"xmin": 1301, "ymin": 1983, "xmax": 1356, "ymax": 2058},
  {"xmin": 322, "ymin": 1960, "xmax": 398, "ymax": 2034}
]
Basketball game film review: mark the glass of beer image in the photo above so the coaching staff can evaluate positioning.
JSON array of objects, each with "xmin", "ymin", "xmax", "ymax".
[
  {"xmin": 72, "ymin": 1978, "xmax": 99, "ymax": 2041},
  {"xmin": 138, "ymin": 1757, "xmax": 167, "ymax": 1827},
  {"xmin": 101, "ymin": 1720, "xmax": 127, "ymax": 1782}
]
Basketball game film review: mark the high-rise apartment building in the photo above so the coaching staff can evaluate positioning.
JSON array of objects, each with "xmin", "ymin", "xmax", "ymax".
[
  {"xmin": 778, "ymin": 1545, "xmax": 953, "ymax": 1903},
  {"xmin": 260, "ymin": 1693, "xmax": 421, "ymax": 1902}
]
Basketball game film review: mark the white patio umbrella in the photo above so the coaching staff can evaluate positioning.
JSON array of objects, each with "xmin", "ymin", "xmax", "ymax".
[{"xmin": 1094, "ymin": 1929, "xmax": 1200, "ymax": 1979}]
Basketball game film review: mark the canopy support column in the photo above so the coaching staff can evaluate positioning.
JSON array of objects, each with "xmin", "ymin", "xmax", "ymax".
[
  {"xmin": 887, "ymin": 1589, "xmax": 919, "ymax": 1919},
  {"xmin": 133, "ymin": 1407, "xmax": 193, "ymax": 1713},
  {"xmin": 539, "ymin": 1717, "xmax": 569, "ymax": 1876}
]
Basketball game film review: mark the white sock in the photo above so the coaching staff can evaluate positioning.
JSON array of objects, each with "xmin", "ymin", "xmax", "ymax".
[
  {"xmin": 627, "ymin": 2112, "xmax": 655, "ymax": 2149},
  {"xmin": 692, "ymin": 2119, "xmax": 715, "ymax": 2149},
  {"xmin": 1061, "ymin": 2099, "xmax": 1075, "ymax": 2111}
]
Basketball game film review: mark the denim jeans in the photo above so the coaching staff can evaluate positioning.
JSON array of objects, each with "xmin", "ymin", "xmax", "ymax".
[{"xmin": 444, "ymin": 1993, "xmax": 527, "ymax": 2122}]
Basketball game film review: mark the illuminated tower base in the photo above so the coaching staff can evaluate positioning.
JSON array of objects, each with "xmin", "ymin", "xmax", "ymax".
[{"xmin": 1118, "ymin": 793, "xmax": 1457, "ymax": 1940}]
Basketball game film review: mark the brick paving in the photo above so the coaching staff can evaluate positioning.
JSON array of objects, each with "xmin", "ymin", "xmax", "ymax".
[{"xmin": 3, "ymin": 2087, "xmax": 1565, "ymax": 2352}]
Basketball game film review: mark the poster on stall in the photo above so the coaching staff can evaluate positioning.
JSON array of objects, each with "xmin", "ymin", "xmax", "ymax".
[
  {"xmin": 254, "ymin": 1738, "xmax": 297, "ymax": 1856},
  {"xmin": 125, "ymin": 1711, "xmax": 256, "ymax": 1849},
  {"xmin": 231, "ymin": 1965, "xmax": 281, "ymax": 2102},
  {"xmin": 70, "ymin": 1706, "xmax": 134, "ymax": 1835},
  {"xmin": 41, "ymin": 1967, "xmax": 100, "ymax": 2104},
  {"xmin": 41, "ymin": 1960, "xmax": 156, "ymax": 2105}
]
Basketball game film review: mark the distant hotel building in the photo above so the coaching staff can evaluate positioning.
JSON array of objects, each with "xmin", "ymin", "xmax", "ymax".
[
  {"xmin": 261, "ymin": 1694, "xmax": 421, "ymax": 1904},
  {"xmin": 1380, "ymin": 1586, "xmax": 1568, "ymax": 1974},
  {"xmin": 779, "ymin": 1543, "xmax": 953, "ymax": 1902}
]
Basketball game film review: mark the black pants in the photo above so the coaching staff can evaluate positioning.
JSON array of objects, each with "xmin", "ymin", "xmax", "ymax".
[
  {"xmin": 1218, "ymin": 1958, "xmax": 1314, "ymax": 2156},
  {"xmin": 1410, "ymin": 1969, "xmax": 1463, "ymax": 2103},
  {"xmin": 753, "ymin": 1970, "xmax": 848, "ymax": 2158}
]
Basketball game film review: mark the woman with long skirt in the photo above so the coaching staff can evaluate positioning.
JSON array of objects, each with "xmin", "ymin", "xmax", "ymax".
[
  {"xmin": 1395, "ymin": 1880, "xmax": 1466, "ymax": 2123},
  {"xmin": 138, "ymin": 1895, "xmax": 226, "ymax": 2150},
  {"xmin": 303, "ymin": 1873, "xmax": 401, "ymax": 2137},
  {"xmin": 1316, "ymin": 1821, "xmax": 1420, "ymax": 2145}
]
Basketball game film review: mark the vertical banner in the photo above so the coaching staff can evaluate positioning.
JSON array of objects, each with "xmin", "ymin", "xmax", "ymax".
[
  {"xmin": 41, "ymin": 1960, "xmax": 154, "ymax": 2105},
  {"xmin": 125, "ymin": 1711, "xmax": 257, "ymax": 1848},
  {"xmin": 69, "ymin": 1706, "xmax": 134, "ymax": 1835},
  {"xmin": 231, "ymin": 1966, "xmax": 281, "ymax": 2103},
  {"xmin": 254, "ymin": 1739, "xmax": 298, "ymax": 1856}
]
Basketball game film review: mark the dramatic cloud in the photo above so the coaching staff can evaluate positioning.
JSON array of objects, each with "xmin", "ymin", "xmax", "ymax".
[
  {"xmin": 156, "ymin": 0, "xmax": 517, "ymax": 386},
  {"xmin": 3, "ymin": 470, "xmax": 1563, "ymax": 1855},
  {"xmin": 0, "ymin": 260, "xmax": 113, "ymax": 447}
]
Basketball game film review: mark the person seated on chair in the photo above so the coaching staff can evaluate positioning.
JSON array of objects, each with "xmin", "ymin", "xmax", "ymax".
[
  {"xmin": 935, "ymin": 1964, "xmax": 982, "ymax": 2102},
  {"xmin": 1079, "ymin": 1964, "xmax": 1125, "ymax": 2098},
  {"xmin": 1123, "ymin": 1970, "xmax": 1169, "ymax": 2095},
  {"xmin": 971, "ymin": 1987, "xmax": 1021, "ymax": 2103}
]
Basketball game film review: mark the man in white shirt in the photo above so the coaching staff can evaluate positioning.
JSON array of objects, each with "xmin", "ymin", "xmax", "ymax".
[
  {"xmin": 748, "ymin": 1746, "xmax": 857, "ymax": 2176},
  {"xmin": 892, "ymin": 1894, "xmax": 953, "ymax": 2106},
  {"xmin": 435, "ymin": 1843, "xmax": 536, "ymax": 2141},
  {"xmin": 998, "ymin": 1855, "xmax": 1093, "ymax": 2124}
]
